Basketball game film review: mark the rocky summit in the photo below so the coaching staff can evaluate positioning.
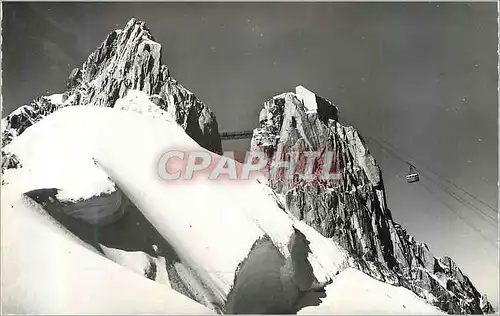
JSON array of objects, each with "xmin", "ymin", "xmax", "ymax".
[
  {"xmin": 1, "ymin": 18, "xmax": 222, "ymax": 154},
  {"xmin": 251, "ymin": 85, "xmax": 494, "ymax": 314}
]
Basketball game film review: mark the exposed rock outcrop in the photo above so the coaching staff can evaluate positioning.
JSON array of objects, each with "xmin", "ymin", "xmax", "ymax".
[
  {"xmin": 1, "ymin": 150, "xmax": 21, "ymax": 172},
  {"xmin": 251, "ymin": 85, "xmax": 492, "ymax": 314},
  {"xmin": 1, "ymin": 18, "xmax": 222, "ymax": 154},
  {"xmin": 1, "ymin": 97, "xmax": 62, "ymax": 147}
]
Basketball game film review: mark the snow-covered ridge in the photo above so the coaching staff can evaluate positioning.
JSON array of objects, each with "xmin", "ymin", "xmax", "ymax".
[
  {"xmin": 1, "ymin": 105, "xmax": 448, "ymax": 314},
  {"xmin": 114, "ymin": 90, "xmax": 176, "ymax": 122},
  {"xmin": 1, "ymin": 106, "xmax": 344, "ymax": 313},
  {"xmin": 2, "ymin": 18, "xmax": 221, "ymax": 154},
  {"xmin": 1, "ymin": 183, "xmax": 214, "ymax": 315}
]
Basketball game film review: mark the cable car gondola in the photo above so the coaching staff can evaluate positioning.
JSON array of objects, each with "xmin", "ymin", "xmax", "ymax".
[{"xmin": 406, "ymin": 162, "xmax": 419, "ymax": 183}]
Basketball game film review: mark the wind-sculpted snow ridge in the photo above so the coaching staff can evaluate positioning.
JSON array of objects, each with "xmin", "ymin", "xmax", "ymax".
[
  {"xmin": 1, "ymin": 106, "xmax": 343, "ymax": 314},
  {"xmin": 1, "ymin": 106, "xmax": 446, "ymax": 314},
  {"xmin": 1, "ymin": 182, "xmax": 214, "ymax": 315},
  {"xmin": 250, "ymin": 85, "xmax": 494, "ymax": 314},
  {"xmin": 1, "ymin": 18, "xmax": 222, "ymax": 154}
]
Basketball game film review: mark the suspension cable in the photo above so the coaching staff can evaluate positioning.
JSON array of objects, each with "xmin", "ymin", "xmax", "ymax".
[
  {"xmin": 373, "ymin": 137, "xmax": 497, "ymax": 246},
  {"xmin": 337, "ymin": 114, "xmax": 497, "ymax": 214}
]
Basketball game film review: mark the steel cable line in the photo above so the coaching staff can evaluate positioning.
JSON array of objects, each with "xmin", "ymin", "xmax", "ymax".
[
  {"xmin": 373, "ymin": 133, "xmax": 496, "ymax": 214},
  {"xmin": 337, "ymin": 114, "xmax": 498, "ymax": 215},
  {"xmin": 418, "ymin": 169, "xmax": 498, "ymax": 224},
  {"xmin": 373, "ymin": 135, "xmax": 496, "ymax": 223},
  {"xmin": 371, "ymin": 136, "xmax": 497, "ymax": 246},
  {"xmin": 363, "ymin": 133, "xmax": 498, "ymax": 224},
  {"xmin": 365, "ymin": 136, "xmax": 497, "ymax": 224},
  {"xmin": 418, "ymin": 177, "xmax": 497, "ymax": 248},
  {"xmin": 337, "ymin": 115, "xmax": 497, "ymax": 242}
]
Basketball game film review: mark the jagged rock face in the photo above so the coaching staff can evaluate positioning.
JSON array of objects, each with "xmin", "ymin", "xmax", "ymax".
[
  {"xmin": 1, "ymin": 150, "xmax": 21, "ymax": 172},
  {"xmin": 1, "ymin": 18, "xmax": 222, "ymax": 154},
  {"xmin": 1, "ymin": 97, "xmax": 62, "ymax": 147},
  {"xmin": 251, "ymin": 86, "xmax": 492, "ymax": 314},
  {"xmin": 1, "ymin": 150, "xmax": 21, "ymax": 185}
]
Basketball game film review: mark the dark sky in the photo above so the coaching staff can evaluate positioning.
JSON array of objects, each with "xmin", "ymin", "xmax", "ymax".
[{"xmin": 2, "ymin": 2, "xmax": 498, "ymax": 307}]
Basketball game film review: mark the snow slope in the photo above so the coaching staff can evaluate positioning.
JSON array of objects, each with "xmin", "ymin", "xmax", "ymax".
[
  {"xmin": 100, "ymin": 245, "xmax": 171, "ymax": 287},
  {"xmin": 0, "ymin": 185, "xmax": 213, "ymax": 314},
  {"xmin": 114, "ymin": 90, "xmax": 176, "ymax": 123},
  {"xmin": 2, "ymin": 106, "xmax": 349, "ymax": 312},
  {"xmin": 298, "ymin": 268, "xmax": 444, "ymax": 315},
  {"xmin": 1, "ymin": 104, "xmax": 444, "ymax": 314}
]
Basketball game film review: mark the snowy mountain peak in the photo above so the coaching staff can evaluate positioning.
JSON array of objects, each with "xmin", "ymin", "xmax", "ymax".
[
  {"xmin": 2, "ymin": 18, "xmax": 222, "ymax": 154},
  {"xmin": 251, "ymin": 86, "xmax": 494, "ymax": 314}
]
